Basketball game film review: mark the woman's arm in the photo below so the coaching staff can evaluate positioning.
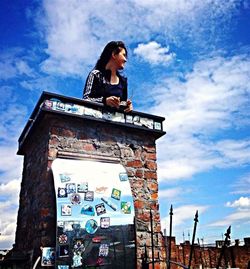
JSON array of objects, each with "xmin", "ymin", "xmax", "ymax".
[{"xmin": 83, "ymin": 70, "xmax": 105, "ymax": 103}]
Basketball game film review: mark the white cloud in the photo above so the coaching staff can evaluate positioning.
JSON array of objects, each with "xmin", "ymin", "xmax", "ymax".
[
  {"xmin": 161, "ymin": 204, "xmax": 208, "ymax": 232},
  {"xmin": 152, "ymin": 54, "xmax": 250, "ymax": 181},
  {"xmin": 38, "ymin": 0, "xmax": 243, "ymax": 76},
  {"xmin": 231, "ymin": 173, "xmax": 250, "ymax": 194},
  {"xmin": 209, "ymin": 209, "xmax": 250, "ymax": 227},
  {"xmin": 226, "ymin": 197, "xmax": 250, "ymax": 208},
  {"xmin": 0, "ymin": 49, "xmax": 37, "ymax": 80},
  {"xmin": 0, "ymin": 180, "xmax": 20, "ymax": 248},
  {"xmin": 134, "ymin": 41, "xmax": 175, "ymax": 65}
]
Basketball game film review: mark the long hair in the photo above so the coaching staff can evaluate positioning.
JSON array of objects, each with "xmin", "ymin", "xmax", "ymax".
[{"xmin": 95, "ymin": 41, "xmax": 127, "ymax": 72}]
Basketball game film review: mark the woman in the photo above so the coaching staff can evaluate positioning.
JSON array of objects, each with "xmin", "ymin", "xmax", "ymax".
[{"xmin": 83, "ymin": 41, "xmax": 133, "ymax": 112}]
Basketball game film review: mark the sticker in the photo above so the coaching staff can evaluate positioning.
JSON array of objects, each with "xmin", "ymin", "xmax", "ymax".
[
  {"xmin": 101, "ymin": 197, "xmax": 117, "ymax": 211},
  {"xmin": 55, "ymin": 101, "xmax": 65, "ymax": 111},
  {"xmin": 133, "ymin": 115, "xmax": 142, "ymax": 126},
  {"xmin": 41, "ymin": 247, "xmax": 55, "ymax": 266},
  {"xmin": 140, "ymin": 118, "xmax": 154, "ymax": 129},
  {"xmin": 121, "ymin": 202, "xmax": 131, "ymax": 214},
  {"xmin": 77, "ymin": 182, "xmax": 88, "ymax": 193},
  {"xmin": 119, "ymin": 172, "xmax": 128, "ymax": 181},
  {"xmin": 95, "ymin": 203, "xmax": 106, "ymax": 216},
  {"xmin": 72, "ymin": 223, "xmax": 81, "ymax": 230},
  {"xmin": 84, "ymin": 107, "xmax": 102, "ymax": 118},
  {"xmin": 72, "ymin": 252, "xmax": 82, "ymax": 267},
  {"xmin": 58, "ymin": 266, "xmax": 69, "ymax": 269},
  {"xmin": 95, "ymin": 186, "xmax": 108, "ymax": 194},
  {"xmin": 100, "ymin": 217, "xmax": 110, "ymax": 229},
  {"xmin": 65, "ymin": 103, "xmax": 81, "ymax": 114},
  {"xmin": 112, "ymin": 112, "xmax": 125, "ymax": 123},
  {"xmin": 102, "ymin": 112, "xmax": 113, "ymax": 120},
  {"xmin": 84, "ymin": 191, "xmax": 94, "ymax": 201},
  {"xmin": 70, "ymin": 193, "xmax": 81, "ymax": 205},
  {"xmin": 57, "ymin": 221, "xmax": 64, "ymax": 228},
  {"xmin": 99, "ymin": 244, "xmax": 109, "ymax": 257},
  {"xmin": 85, "ymin": 219, "xmax": 98, "ymax": 234},
  {"xmin": 154, "ymin": 121, "xmax": 162, "ymax": 130},
  {"xmin": 73, "ymin": 239, "xmax": 85, "ymax": 253},
  {"xmin": 61, "ymin": 205, "xmax": 72, "ymax": 216},
  {"xmin": 111, "ymin": 188, "xmax": 121, "ymax": 200},
  {"xmin": 125, "ymin": 114, "xmax": 133, "ymax": 124},
  {"xmin": 59, "ymin": 173, "xmax": 71, "ymax": 183},
  {"xmin": 80, "ymin": 205, "xmax": 95, "ymax": 216},
  {"xmin": 58, "ymin": 234, "xmax": 68, "ymax": 244},
  {"xmin": 66, "ymin": 183, "xmax": 76, "ymax": 194},
  {"xmin": 58, "ymin": 187, "xmax": 67, "ymax": 198},
  {"xmin": 92, "ymin": 236, "xmax": 106, "ymax": 243},
  {"xmin": 63, "ymin": 221, "xmax": 80, "ymax": 232},
  {"xmin": 44, "ymin": 100, "xmax": 53, "ymax": 109},
  {"xmin": 59, "ymin": 245, "xmax": 70, "ymax": 257}
]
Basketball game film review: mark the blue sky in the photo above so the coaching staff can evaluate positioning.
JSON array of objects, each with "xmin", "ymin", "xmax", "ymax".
[{"xmin": 0, "ymin": 0, "xmax": 250, "ymax": 249}]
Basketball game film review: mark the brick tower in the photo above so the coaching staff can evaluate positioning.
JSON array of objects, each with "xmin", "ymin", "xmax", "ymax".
[{"xmin": 13, "ymin": 91, "xmax": 166, "ymax": 268}]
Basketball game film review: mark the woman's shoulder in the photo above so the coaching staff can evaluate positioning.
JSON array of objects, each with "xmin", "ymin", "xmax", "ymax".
[{"xmin": 88, "ymin": 69, "xmax": 103, "ymax": 77}]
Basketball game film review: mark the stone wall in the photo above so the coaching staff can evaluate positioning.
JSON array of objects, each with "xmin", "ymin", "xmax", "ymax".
[{"xmin": 15, "ymin": 112, "xmax": 166, "ymax": 268}]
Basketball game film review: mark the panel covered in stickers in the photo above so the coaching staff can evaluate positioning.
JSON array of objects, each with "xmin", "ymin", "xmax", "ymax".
[{"xmin": 52, "ymin": 158, "xmax": 135, "ymax": 268}]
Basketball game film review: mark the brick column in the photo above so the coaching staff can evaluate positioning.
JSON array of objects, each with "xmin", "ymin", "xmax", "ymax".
[{"xmin": 15, "ymin": 92, "xmax": 166, "ymax": 268}]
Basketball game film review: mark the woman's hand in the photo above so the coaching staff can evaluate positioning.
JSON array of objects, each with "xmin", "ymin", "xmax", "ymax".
[
  {"xmin": 106, "ymin": 96, "xmax": 120, "ymax": 108},
  {"xmin": 124, "ymin": 99, "xmax": 133, "ymax": 113}
]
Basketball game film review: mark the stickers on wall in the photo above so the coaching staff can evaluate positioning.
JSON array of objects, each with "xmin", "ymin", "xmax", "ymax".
[
  {"xmin": 77, "ymin": 182, "xmax": 88, "ymax": 193},
  {"xmin": 73, "ymin": 239, "xmax": 85, "ymax": 253},
  {"xmin": 100, "ymin": 217, "xmax": 110, "ymax": 229},
  {"xmin": 58, "ymin": 187, "xmax": 67, "ymax": 198},
  {"xmin": 58, "ymin": 234, "xmax": 68, "ymax": 244},
  {"xmin": 95, "ymin": 203, "xmax": 106, "ymax": 216},
  {"xmin": 111, "ymin": 188, "xmax": 121, "ymax": 200},
  {"xmin": 41, "ymin": 247, "xmax": 55, "ymax": 266},
  {"xmin": 66, "ymin": 183, "xmax": 76, "ymax": 194},
  {"xmin": 57, "ymin": 266, "xmax": 69, "ymax": 269},
  {"xmin": 59, "ymin": 245, "xmax": 70, "ymax": 257},
  {"xmin": 80, "ymin": 205, "xmax": 95, "ymax": 216},
  {"xmin": 59, "ymin": 173, "xmax": 71, "ymax": 183},
  {"xmin": 52, "ymin": 159, "xmax": 135, "ymax": 267},
  {"xmin": 99, "ymin": 244, "xmax": 109, "ymax": 257},
  {"xmin": 121, "ymin": 202, "xmax": 131, "ymax": 214},
  {"xmin": 85, "ymin": 219, "xmax": 98, "ymax": 234},
  {"xmin": 84, "ymin": 191, "xmax": 94, "ymax": 201},
  {"xmin": 72, "ymin": 252, "xmax": 83, "ymax": 268},
  {"xmin": 61, "ymin": 205, "xmax": 72, "ymax": 216},
  {"xmin": 95, "ymin": 186, "xmax": 108, "ymax": 194},
  {"xmin": 101, "ymin": 197, "xmax": 117, "ymax": 211},
  {"xmin": 70, "ymin": 193, "xmax": 81, "ymax": 205},
  {"xmin": 119, "ymin": 172, "xmax": 128, "ymax": 182},
  {"xmin": 44, "ymin": 99, "xmax": 163, "ymax": 132}
]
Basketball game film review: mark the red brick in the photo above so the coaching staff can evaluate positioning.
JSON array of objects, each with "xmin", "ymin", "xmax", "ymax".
[
  {"xmin": 148, "ymin": 182, "xmax": 158, "ymax": 192},
  {"xmin": 151, "ymin": 192, "xmax": 158, "ymax": 200},
  {"xmin": 134, "ymin": 200, "xmax": 145, "ymax": 209},
  {"xmin": 142, "ymin": 152, "xmax": 157, "ymax": 161},
  {"xmin": 145, "ymin": 171, "xmax": 157, "ymax": 179},
  {"xmin": 126, "ymin": 160, "xmax": 143, "ymax": 168},
  {"xmin": 145, "ymin": 160, "xmax": 157, "ymax": 170}
]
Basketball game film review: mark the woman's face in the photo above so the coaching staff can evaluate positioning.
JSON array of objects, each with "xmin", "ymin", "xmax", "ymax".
[{"xmin": 113, "ymin": 48, "xmax": 127, "ymax": 70}]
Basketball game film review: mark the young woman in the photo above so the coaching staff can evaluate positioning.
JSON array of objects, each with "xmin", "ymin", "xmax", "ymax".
[{"xmin": 83, "ymin": 41, "xmax": 133, "ymax": 112}]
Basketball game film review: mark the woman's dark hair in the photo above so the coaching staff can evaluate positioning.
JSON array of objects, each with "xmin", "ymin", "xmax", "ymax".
[{"xmin": 95, "ymin": 41, "xmax": 127, "ymax": 71}]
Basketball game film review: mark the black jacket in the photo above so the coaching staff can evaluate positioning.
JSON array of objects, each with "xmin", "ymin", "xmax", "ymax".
[{"xmin": 83, "ymin": 69, "xmax": 127, "ymax": 104}]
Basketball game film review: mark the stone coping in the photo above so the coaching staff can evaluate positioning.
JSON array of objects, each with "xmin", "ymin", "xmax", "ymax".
[{"xmin": 17, "ymin": 91, "xmax": 166, "ymax": 155}]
